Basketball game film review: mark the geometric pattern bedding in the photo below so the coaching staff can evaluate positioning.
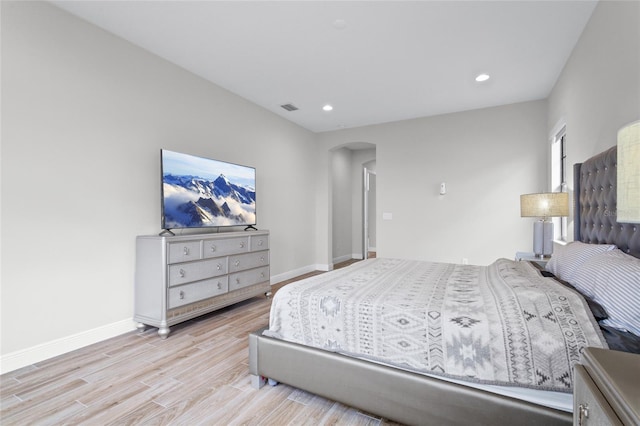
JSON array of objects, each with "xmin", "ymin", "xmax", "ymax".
[{"xmin": 266, "ymin": 258, "xmax": 608, "ymax": 393}]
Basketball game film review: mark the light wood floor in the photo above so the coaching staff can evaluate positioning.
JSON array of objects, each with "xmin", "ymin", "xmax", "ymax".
[{"xmin": 1, "ymin": 256, "xmax": 401, "ymax": 425}]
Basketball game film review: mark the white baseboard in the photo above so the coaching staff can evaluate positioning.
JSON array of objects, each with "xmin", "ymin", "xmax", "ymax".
[
  {"xmin": 2, "ymin": 263, "xmax": 343, "ymax": 375},
  {"xmin": 270, "ymin": 263, "xmax": 327, "ymax": 284},
  {"xmin": 0, "ymin": 319, "xmax": 136, "ymax": 375},
  {"xmin": 316, "ymin": 263, "xmax": 332, "ymax": 272},
  {"xmin": 332, "ymin": 254, "xmax": 363, "ymax": 265},
  {"xmin": 332, "ymin": 254, "xmax": 353, "ymax": 264}
]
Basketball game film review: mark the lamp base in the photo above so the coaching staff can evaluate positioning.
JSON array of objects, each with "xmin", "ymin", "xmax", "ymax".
[
  {"xmin": 533, "ymin": 220, "xmax": 554, "ymax": 257},
  {"xmin": 543, "ymin": 221, "xmax": 554, "ymax": 256}
]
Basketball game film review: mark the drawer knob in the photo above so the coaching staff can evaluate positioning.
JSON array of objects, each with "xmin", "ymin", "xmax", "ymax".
[
  {"xmin": 179, "ymin": 269, "xmax": 186, "ymax": 278},
  {"xmin": 179, "ymin": 290, "xmax": 185, "ymax": 299},
  {"xmin": 240, "ymin": 242, "xmax": 245, "ymax": 248},
  {"xmin": 260, "ymin": 256, "xmax": 265, "ymax": 262},
  {"xmin": 258, "ymin": 240, "xmax": 263, "ymax": 246},
  {"xmin": 217, "ymin": 263, "xmax": 222, "ymax": 270},
  {"xmin": 235, "ymin": 260, "xmax": 240, "ymax": 267},
  {"xmin": 261, "ymin": 272, "xmax": 265, "ymax": 278},
  {"xmin": 183, "ymin": 247, "xmax": 190, "ymax": 255},
  {"xmin": 236, "ymin": 278, "xmax": 240, "ymax": 284},
  {"xmin": 210, "ymin": 245, "xmax": 216, "ymax": 252},
  {"xmin": 578, "ymin": 403, "xmax": 589, "ymax": 426},
  {"xmin": 217, "ymin": 282, "xmax": 222, "ymax": 290}
]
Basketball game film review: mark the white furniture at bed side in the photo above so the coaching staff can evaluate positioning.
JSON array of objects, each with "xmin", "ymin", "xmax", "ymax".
[
  {"xmin": 573, "ymin": 347, "xmax": 640, "ymax": 426},
  {"xmin": 515, "ymin": 251, "xmax": 550, "ymax": 267}
]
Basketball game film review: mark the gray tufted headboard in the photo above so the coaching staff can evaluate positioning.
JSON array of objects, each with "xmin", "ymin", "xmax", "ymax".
[{"xmin": 574, "ymin": 145, "xmax": 640, "ymax": 258}]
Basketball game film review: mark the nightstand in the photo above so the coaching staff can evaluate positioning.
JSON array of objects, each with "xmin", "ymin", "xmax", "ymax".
[
  {"xmin": 515, "ymin": 251, "xmax": 550, "ymax": 268},
  {"xmin": 573, "ymin": 347, "xmax": 640, "ymax": 425}
]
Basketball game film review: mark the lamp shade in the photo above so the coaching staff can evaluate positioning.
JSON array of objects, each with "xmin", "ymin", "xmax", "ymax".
[
  {"xmin": 617, "ymin": 120, "xmax": 640, "ymax": 223},
  {"xmin": 520, "ymin": 192, "xmax": 569, "ymax": 218}
]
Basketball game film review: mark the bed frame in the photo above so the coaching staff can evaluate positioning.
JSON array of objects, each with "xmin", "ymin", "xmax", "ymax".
[{"xmin": 249, "ymin": 145, "xmax": 639, "ymax": 425}]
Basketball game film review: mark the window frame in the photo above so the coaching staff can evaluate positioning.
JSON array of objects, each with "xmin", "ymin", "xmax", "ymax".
[{"xmin": 550, "ymin": 126, "xmax": 568, "ymax": 241}]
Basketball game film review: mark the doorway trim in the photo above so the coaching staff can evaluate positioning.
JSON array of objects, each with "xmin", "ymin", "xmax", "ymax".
[{"xmin": 363, "ymin": 167, "xmax": 376, "ymax": 259}]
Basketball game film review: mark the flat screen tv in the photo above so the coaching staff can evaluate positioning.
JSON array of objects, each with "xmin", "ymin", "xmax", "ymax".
[{"xmin": 161, "ymin": 149, "xmax": 256, "ymax": 231}]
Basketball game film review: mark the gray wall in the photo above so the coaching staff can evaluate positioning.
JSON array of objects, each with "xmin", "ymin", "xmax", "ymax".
[
  {"xmin": 547, "ymin": 0, "xmax": 640, "ymax": 238},
  {"xmin": 1, "ymin": 1, "xmax": 318, "ymax": 362},
  {"xmin": 318, "ymin": 100, "xmax": 548, "ymax": 266}
]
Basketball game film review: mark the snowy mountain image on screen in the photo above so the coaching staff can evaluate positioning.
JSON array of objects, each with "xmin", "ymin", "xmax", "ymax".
[{"xmin": 163, "ymin": 173, "xmax": 256, "ymax": 228}]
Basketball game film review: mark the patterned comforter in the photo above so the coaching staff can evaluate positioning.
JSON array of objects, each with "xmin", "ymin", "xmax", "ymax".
[{"xmin": 265, "ymin": 258, "xmax": 608, "ymax": 392}]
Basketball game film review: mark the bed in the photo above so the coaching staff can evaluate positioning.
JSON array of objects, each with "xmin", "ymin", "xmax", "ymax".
[{"xmin": 249, "ymin": 145, "xmax": 640, "ymax": 425}]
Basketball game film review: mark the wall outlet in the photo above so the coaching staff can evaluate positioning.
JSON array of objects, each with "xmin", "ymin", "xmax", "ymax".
[
  {"xmin": 461, "ymin": 258, "xmax": 469, "ymax": 265},
  {"xmin": 382, "ymin": 212, "xmax": 393, "ymax": 220}
]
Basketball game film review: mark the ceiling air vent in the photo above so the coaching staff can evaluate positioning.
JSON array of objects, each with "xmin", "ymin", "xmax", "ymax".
[{"xmin": 280, "ymin": 103, "xmax": 299, "ymax": 112}]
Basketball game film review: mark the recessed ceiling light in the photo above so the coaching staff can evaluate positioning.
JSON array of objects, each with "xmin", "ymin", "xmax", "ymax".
[
  {"xmin": 475, "ymin": 73, "xmax": 490, "ymax": 82},
  {"xmin": 323, "ymin": 104, "xmax": 334, "ymax": 112}
]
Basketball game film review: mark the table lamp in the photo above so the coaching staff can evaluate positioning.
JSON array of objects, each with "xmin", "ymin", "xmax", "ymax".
[{"xmin": 520, "ymin": 192, "xmax": 570, "ymax": 258}]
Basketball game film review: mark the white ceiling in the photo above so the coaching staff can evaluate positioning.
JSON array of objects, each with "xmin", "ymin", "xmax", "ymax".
[{"xmin": 52, "ymin": 1, "xmax": 598, "ymax": 133}]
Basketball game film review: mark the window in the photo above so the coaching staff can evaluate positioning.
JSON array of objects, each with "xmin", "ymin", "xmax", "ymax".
[{"xmin": 551, "ymin": 126, "xmax": 567, "ymax": 240}]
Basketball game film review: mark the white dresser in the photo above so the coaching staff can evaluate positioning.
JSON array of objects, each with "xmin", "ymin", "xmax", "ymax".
[{"xmin": 134, "ymin": 230, "xmax": 270, "ymax": 338}]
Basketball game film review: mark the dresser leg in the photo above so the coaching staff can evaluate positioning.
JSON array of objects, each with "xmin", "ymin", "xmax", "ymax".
[
  {"xmin": 251, "ymin": 374, "xmax": 267, "ymax": 389},
  {"xmin": 135, "ymin": 322, "xmax": 147, "ymax": 332},
  {"xmin": 158, "ymin": 326, "xmax": 170, "ymax": 339},
  {"xmin": 265, "ymin": 291, "xmax": 272, "ymax": 299}
]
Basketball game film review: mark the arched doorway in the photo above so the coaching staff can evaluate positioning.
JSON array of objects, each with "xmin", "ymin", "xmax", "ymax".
[{"xmin": 330, "ymin": 142, "xmax": 376, "ymax": 265}]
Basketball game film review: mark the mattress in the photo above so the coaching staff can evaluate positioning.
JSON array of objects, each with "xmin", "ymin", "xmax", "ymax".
[{"xmin": 265, "ymin": 258, "xmax": 608, "ymax": 410}]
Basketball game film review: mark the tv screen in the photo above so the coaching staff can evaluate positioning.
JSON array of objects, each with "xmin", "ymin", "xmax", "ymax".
[{"xmin": 161, "ymin": 150, "xmax": 256, "ymax": 230}]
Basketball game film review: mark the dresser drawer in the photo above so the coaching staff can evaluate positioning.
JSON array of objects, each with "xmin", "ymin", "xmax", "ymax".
[
  {"xmin": 168, "ymin": 258, "xmax": 228, "ymax": 286},
  {"xmin": 203, "ymin": 236, "xmax": 249, "ymax": 258},
  {"xmin": 250, "ymin": 234, "xmax": 269, "ymax": 251},
  {"xmin": 167, "ymin": 241, "xmax": 201, "ymax": 264},
  {"xmin": 229, "ymin": 266, "xmax": 270, "ymax": 291},
  {"xmin": 168, "ymin": 277, "xmax": 229, "ymax": 309},
  {"xmin": 229, "ymin": 251, "xmax": 269, "ymax": 272}
]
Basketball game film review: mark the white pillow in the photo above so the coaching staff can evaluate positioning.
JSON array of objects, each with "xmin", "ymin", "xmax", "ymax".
[
  {"xmin": 571, "ymin": 261, "xmax": 599, "ymax": 300},
  {"xmin": 574, "ymin": 250, "xmax": 640, "ymax": 336},
  {"xmin": 545, "ymin": 241, "xmax": 616, "ymax": 283}
]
